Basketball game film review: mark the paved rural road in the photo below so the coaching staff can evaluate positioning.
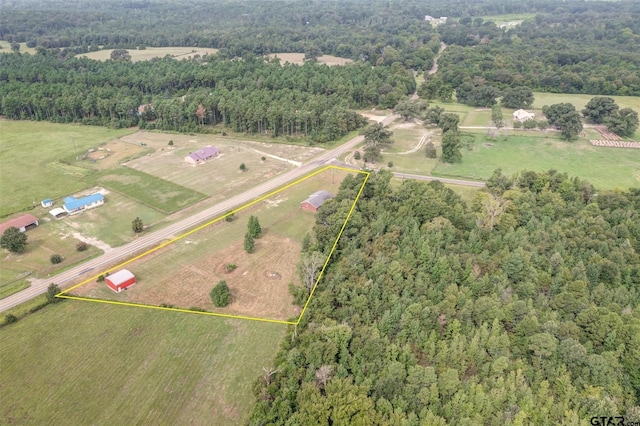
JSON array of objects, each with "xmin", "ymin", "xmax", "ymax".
[{"xmin": 0, "ymin": 114, "xmax": 398, "ymax": 313}]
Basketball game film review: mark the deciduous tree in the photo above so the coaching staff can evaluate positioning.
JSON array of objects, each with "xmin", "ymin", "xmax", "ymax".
[
  {"xmin": 0, "ymin": 227, "xmax": 27, "ymax": 253},
  {"xmin": 582, "ymin": 97, "xmax": 619, "ymax": 124},
  {"xmin": 606, "ymin": 108, "xmax": 639, "ymax": 137}
]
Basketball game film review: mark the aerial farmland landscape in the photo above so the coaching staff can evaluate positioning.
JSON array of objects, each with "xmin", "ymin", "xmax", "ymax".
[{"xmin": 1, "ymin": 0, "xmax": 640, "ymax": 424}]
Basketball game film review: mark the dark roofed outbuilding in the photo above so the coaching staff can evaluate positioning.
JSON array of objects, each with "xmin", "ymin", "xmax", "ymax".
[{"xmin": 300, "ymin": 190, "xmax": 333, "ymax": 212}]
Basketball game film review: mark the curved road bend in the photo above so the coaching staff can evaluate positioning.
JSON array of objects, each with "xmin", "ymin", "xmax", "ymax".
[{"xmin": 0, "ymin": 114, "xmax": 398, "ymax": 313}]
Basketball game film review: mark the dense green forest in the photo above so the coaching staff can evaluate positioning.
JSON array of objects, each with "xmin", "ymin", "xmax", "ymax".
[
  {"xmin": 436, "ymin": 4, "xmax": 640, "ymax": 97},
  {"xmin": 0, "ymin": 53, "xmax": 415, "ymax": 140},
  {"xmin": 250, "ymin": 170, "xmax": 640, "ymax": 424}
]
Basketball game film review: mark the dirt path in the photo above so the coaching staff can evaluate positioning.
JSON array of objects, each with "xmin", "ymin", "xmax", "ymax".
[
  {"xmin": 397, "ymin": 130, "xmax": 432, "ymax": 154},
  {"xmin": 71, "ymin": 232, "xmax": 113, "ymax": 253},
  {"xmin": 428, "ymin": 42, "xmax": 447, "ymax": 76}
]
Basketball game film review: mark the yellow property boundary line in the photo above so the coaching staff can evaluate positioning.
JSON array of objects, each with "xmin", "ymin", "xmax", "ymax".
[{"xmin": 57, "ymin": 165, "xmax": 370, "ymax": 326}]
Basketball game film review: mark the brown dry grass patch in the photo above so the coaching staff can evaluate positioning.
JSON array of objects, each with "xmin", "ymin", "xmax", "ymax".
[
  {"xmin": 75, "ymin": 234, "xmax": 300, "ymax": 321},
  {"xmin": 80, "ymin": 140, "xmax": 146, "ymax": 170},
  {"xmin": 268, "ymin": 53, "xmax": 352, "ymax": 66}
]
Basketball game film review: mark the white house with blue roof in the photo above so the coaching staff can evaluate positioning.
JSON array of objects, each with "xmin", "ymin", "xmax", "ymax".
[{"xmin": 63, "ymin": 193, "xmax": 105, "ymax": 215}]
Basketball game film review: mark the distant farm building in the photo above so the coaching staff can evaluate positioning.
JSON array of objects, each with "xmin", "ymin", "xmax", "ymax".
[
  {"xmin": 49, "ymin": 208, "xmax": 67, "ymax": 219},
  {"xmin": 105, "ymin": 269, "xmax": 136, "ymax": 293},
  {"xmin": 300, "ymin": 190, "xmax": 333, "ymax": 212},
  {"xmin": 425, "ymin": 15, "xmax": 447, "ymax": 25},
  {"xmin": 0, "ymin": 214, "xmax": 39, "ymax": 234},
  {"xmin": 513, "ymin": 109, "xmax": 535, "ymax": 122},
  {"xmin": 185, "ymin": 146, "xmax": 219, "ymax": 165},
  {"xmin": 63, "ymin": 193, "xmax": 104, "ymax": 215},
  {"xmin": 41, "ymin": 199, "xmax": 53, "ymax": 208}
]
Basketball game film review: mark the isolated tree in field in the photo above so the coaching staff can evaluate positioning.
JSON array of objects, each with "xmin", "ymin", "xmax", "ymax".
[
  {"xmin": 606, "ymin": 108, "xmax": 639, "ymax": 137},
  {"xmin": 543, "ymin": 103, "xmax": 576, "ymax": 126},
  {"xmin": 239, "ymin": 163, "xmax": 247, "ymax": 172},
  {"xmin": 303, "ymin": 44, "xmax": 323, "ymax": 62},
  {"xmin": 438, "ymin": 113, "xmax": 460, "ymax": 134},
  {"xmin": 441, "ymin": 131, "xmax": 462, "ymax": 163},
  {"xmin": 244, "ymin": 232, "xmax": 255, "ymax": 253},
  {"xmin": 423, "ymin": 106, "xmax": 444, "ymax": 126},
  {"xmin": 556, "ymin": 111, "xmax": 583, "ymax": 140},
  {"xmin": 210, "ymin": 280, "xmax": 231, "ymax": 307},
  {"xmin": 425, "ymin": 141, "xmax": 437, "ymax": 158},
  {"xmin": 247, "ymin": 215, "xmax": 262, "ymax": 238},
  {"xmin": 0, "ymin": 227, "xmax": 27, "ymax": 253},
  {"xmin": 10, "ymin": 42, "xmax": 20, "ymax": 52},
  {"xmin": 582, "ymin": 97, "xmax": 619, "ymax": 124},
  {"xmin": 491, "ymin": 105, "xmax": 504, "ymax": 129},
  {"xmin": 132, "ymin": 217, "xmax": 144, "ymax": 233},
  {"xmin": 110, "ymin": 49, "xmax": 131, "ymax": 62},
  {"xmin": 353, "ymin": 150, "xmax": 361, "ymax": 160},
  {"xmin": 537, "ymin": 120, "xmax": 549, "ymax": 131},
  {"xmin": 298, "ymin": 251, "xmax": 325, "ymax": 289},
  {"xmin": 46, "ymin": 283, "xmax": 61, "ymax": 304},
  {"xmin": 393, "ymin": 97, "xmax": 427, "ymax": 121},
  {"xmin": 361, "ymin": 123, "xmax": 393, "ymax": 162},
  {"xmin": 50, "ymin": 254, "xmax": 63, "ymax": 264},
  {"xmin": 501, "ymin": 86, "xmax": 534, "ymax": 109}
]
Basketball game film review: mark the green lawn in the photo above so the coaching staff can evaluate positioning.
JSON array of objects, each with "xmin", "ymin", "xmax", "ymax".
[
  {"xmin": 0, "ymin": 219, "xmax": 104, "ymax": 283},
  {"xmin": 89, "ymin": 167, "xmax": 208, "ymax": 214},
  {"xmin": 0, "ymin": 121, "xmax": 134, "ymax": 217},
  {"xmin": 433, "ymin": 134, "xmax": 640, "ymax": 189},
  {"xmin": 0, "ymin": 301, "xmax": 285, "ymax": 425},
  {"xmin": 532, "ymin": 92, "xmax": 640, "ymax": 112},
  {"xmin": 58, "ymin": 192, "xmax": 167, "ymax": 247}
]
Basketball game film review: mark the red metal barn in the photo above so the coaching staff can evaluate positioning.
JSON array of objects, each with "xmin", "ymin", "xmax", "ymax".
[
  {"xmin": 300, "ymin": 190, "xmax": 333, "ymax": 212},
  {"xmin": 105, "ymin": 269, "xmax": 136, "ymax": 293}
]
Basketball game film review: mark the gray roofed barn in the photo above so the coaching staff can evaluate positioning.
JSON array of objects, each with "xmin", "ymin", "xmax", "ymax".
[{"xmin": 300, "ymin": 190, "xmax": 333, "ymax": 212}]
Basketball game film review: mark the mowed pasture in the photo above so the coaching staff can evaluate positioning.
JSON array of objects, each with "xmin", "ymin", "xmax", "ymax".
[
  {"xmin": 77, "ymin": 47, "xmax": 219, "ymax": 62},
  {"xmin": 267, "ymin": 53, "xmax": 353, "ymax": 66},
  {"xmin": 123, "ymin": 131, "xmax": 325, "ymax": 204},
  {"xmin": 69, "ymin": 168, "xmax": 357, "ymax": 321},
  {"xmin": 0, "ymin": 120, "xmax": 134, "ymax": 217},
  {"xmin": 433, "ymin": 134, "xmax": 640, "ymax": 189},
  {"xmin": 0, "ymin": 301, "xmax": 285, "ymax": 425},
  {"xmin": 87, "ymin": 167, "xmax": 208, "ymax": 214}
]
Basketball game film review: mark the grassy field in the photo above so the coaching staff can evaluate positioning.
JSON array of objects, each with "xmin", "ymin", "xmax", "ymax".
[
  {"xmin": 0, "ymin": 41, "xmax": 37, "ymax": 55},
  {"xmin": 59, "ymin": 191, "xmax": 167, "ymax": 247},
  {"xmin": 0, "ymin": 121, "xmax": 134, "ymax": 217},
  {"xmin": 0, "ymin": 218, "xmax": 104, "ymax": 287},
  {"xmin": 67, "ymin": 168, "xmax": 356, "ymax": 320},
  {"xmin": 123, "ymin": 131, "xmax": 324, "ymax": 204},
  {"xmin": 88, "ymin": 167, "xmax": 208, "ymax": 214},
  {"xmin": 433, "ymin": 134, "xmax": 640, "ymax": 189},
  {"xmin": 531, "ymin": 92, "xmax": 640, "ymax": 112},
  {"xmin": 0, "ymin": 301, "xmax": 285, "ymax": 425},
  {"xmin": 77, "ymin": 47, "xmax": 219, "ymax": 62}
]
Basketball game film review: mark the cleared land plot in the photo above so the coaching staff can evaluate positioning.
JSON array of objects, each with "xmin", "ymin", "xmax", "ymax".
[
  {"xmin": 67, "ymin": 167, "xmax": 359, "ymax": 321},
  {"xmin": 123, "ymin": 131, "xmax": 324, "ymax": 203},
  {"xmin": 77, "ymin": 140, "xmax": 149, "ymax": 170},
  {"xmin": 0, "ymin": 302, "xmax": 284, "ymax": 425},
  {"xmin": 0, "ymin": 41, "xmax": 37, "ymax": 54},
  {"xmin": 0, "ymin": 218, "xmax": 103, "ymax": 298},
  {"xmin": 87, "ymin": 167, "xmax": 208, "ymax": 214},
  {"xmin": 77, "ymin": 47, "xmax": 219, "ymax": 62},
  {"xmin": 268, "ymin": 53, "xmax": 352, "ymax": 66},
  {"xmin": 433, "ymin": 134, "xmax": 640, "ymax": 189},
  {"xmin": 58, "ymin": 190, "xmax": 166, "ymax": 247},
  {"xmin": 532, "ymin": 92, "xmax": 640, "ymax": 112},
  {"xmin": 0, "ymin": 120, "xmax": 134, "ymax": 217}
]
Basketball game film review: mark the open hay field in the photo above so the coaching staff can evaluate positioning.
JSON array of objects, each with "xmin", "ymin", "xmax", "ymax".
[
  {"xmin": 433, "ymin": 134, "xmax": 640, "ymax": 189},
  {"xmin": 67, "ymin": 168, "xmax": 357, "ymax": 321},
  {"xmin": 0, "ymin": 301, "xmax": 284, "ymax": 425},
  {"xmin": 87, "ymin": 167, "xmax": 208, "ymax": 214},
  {"xmin": 0, "ymin": 40, "xmax": 37, "ymax": 54},
  {"xmin": 77, "ymin": 47, "xmax": 219, "ymax": 62},
  {"xmin": 268, "ymin": 53, "xmax": 352, "ymax": 66},
  {"xmin": 123, "ymin": 131, "xmax": 324, "ymax": 203},
  {"xmin": 0, "ymin": 120, "xmax": 134, "ymax": 217},
  {"xmin": 532, "ymin": 92, "xmax": 640, "ymax": 112}
]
